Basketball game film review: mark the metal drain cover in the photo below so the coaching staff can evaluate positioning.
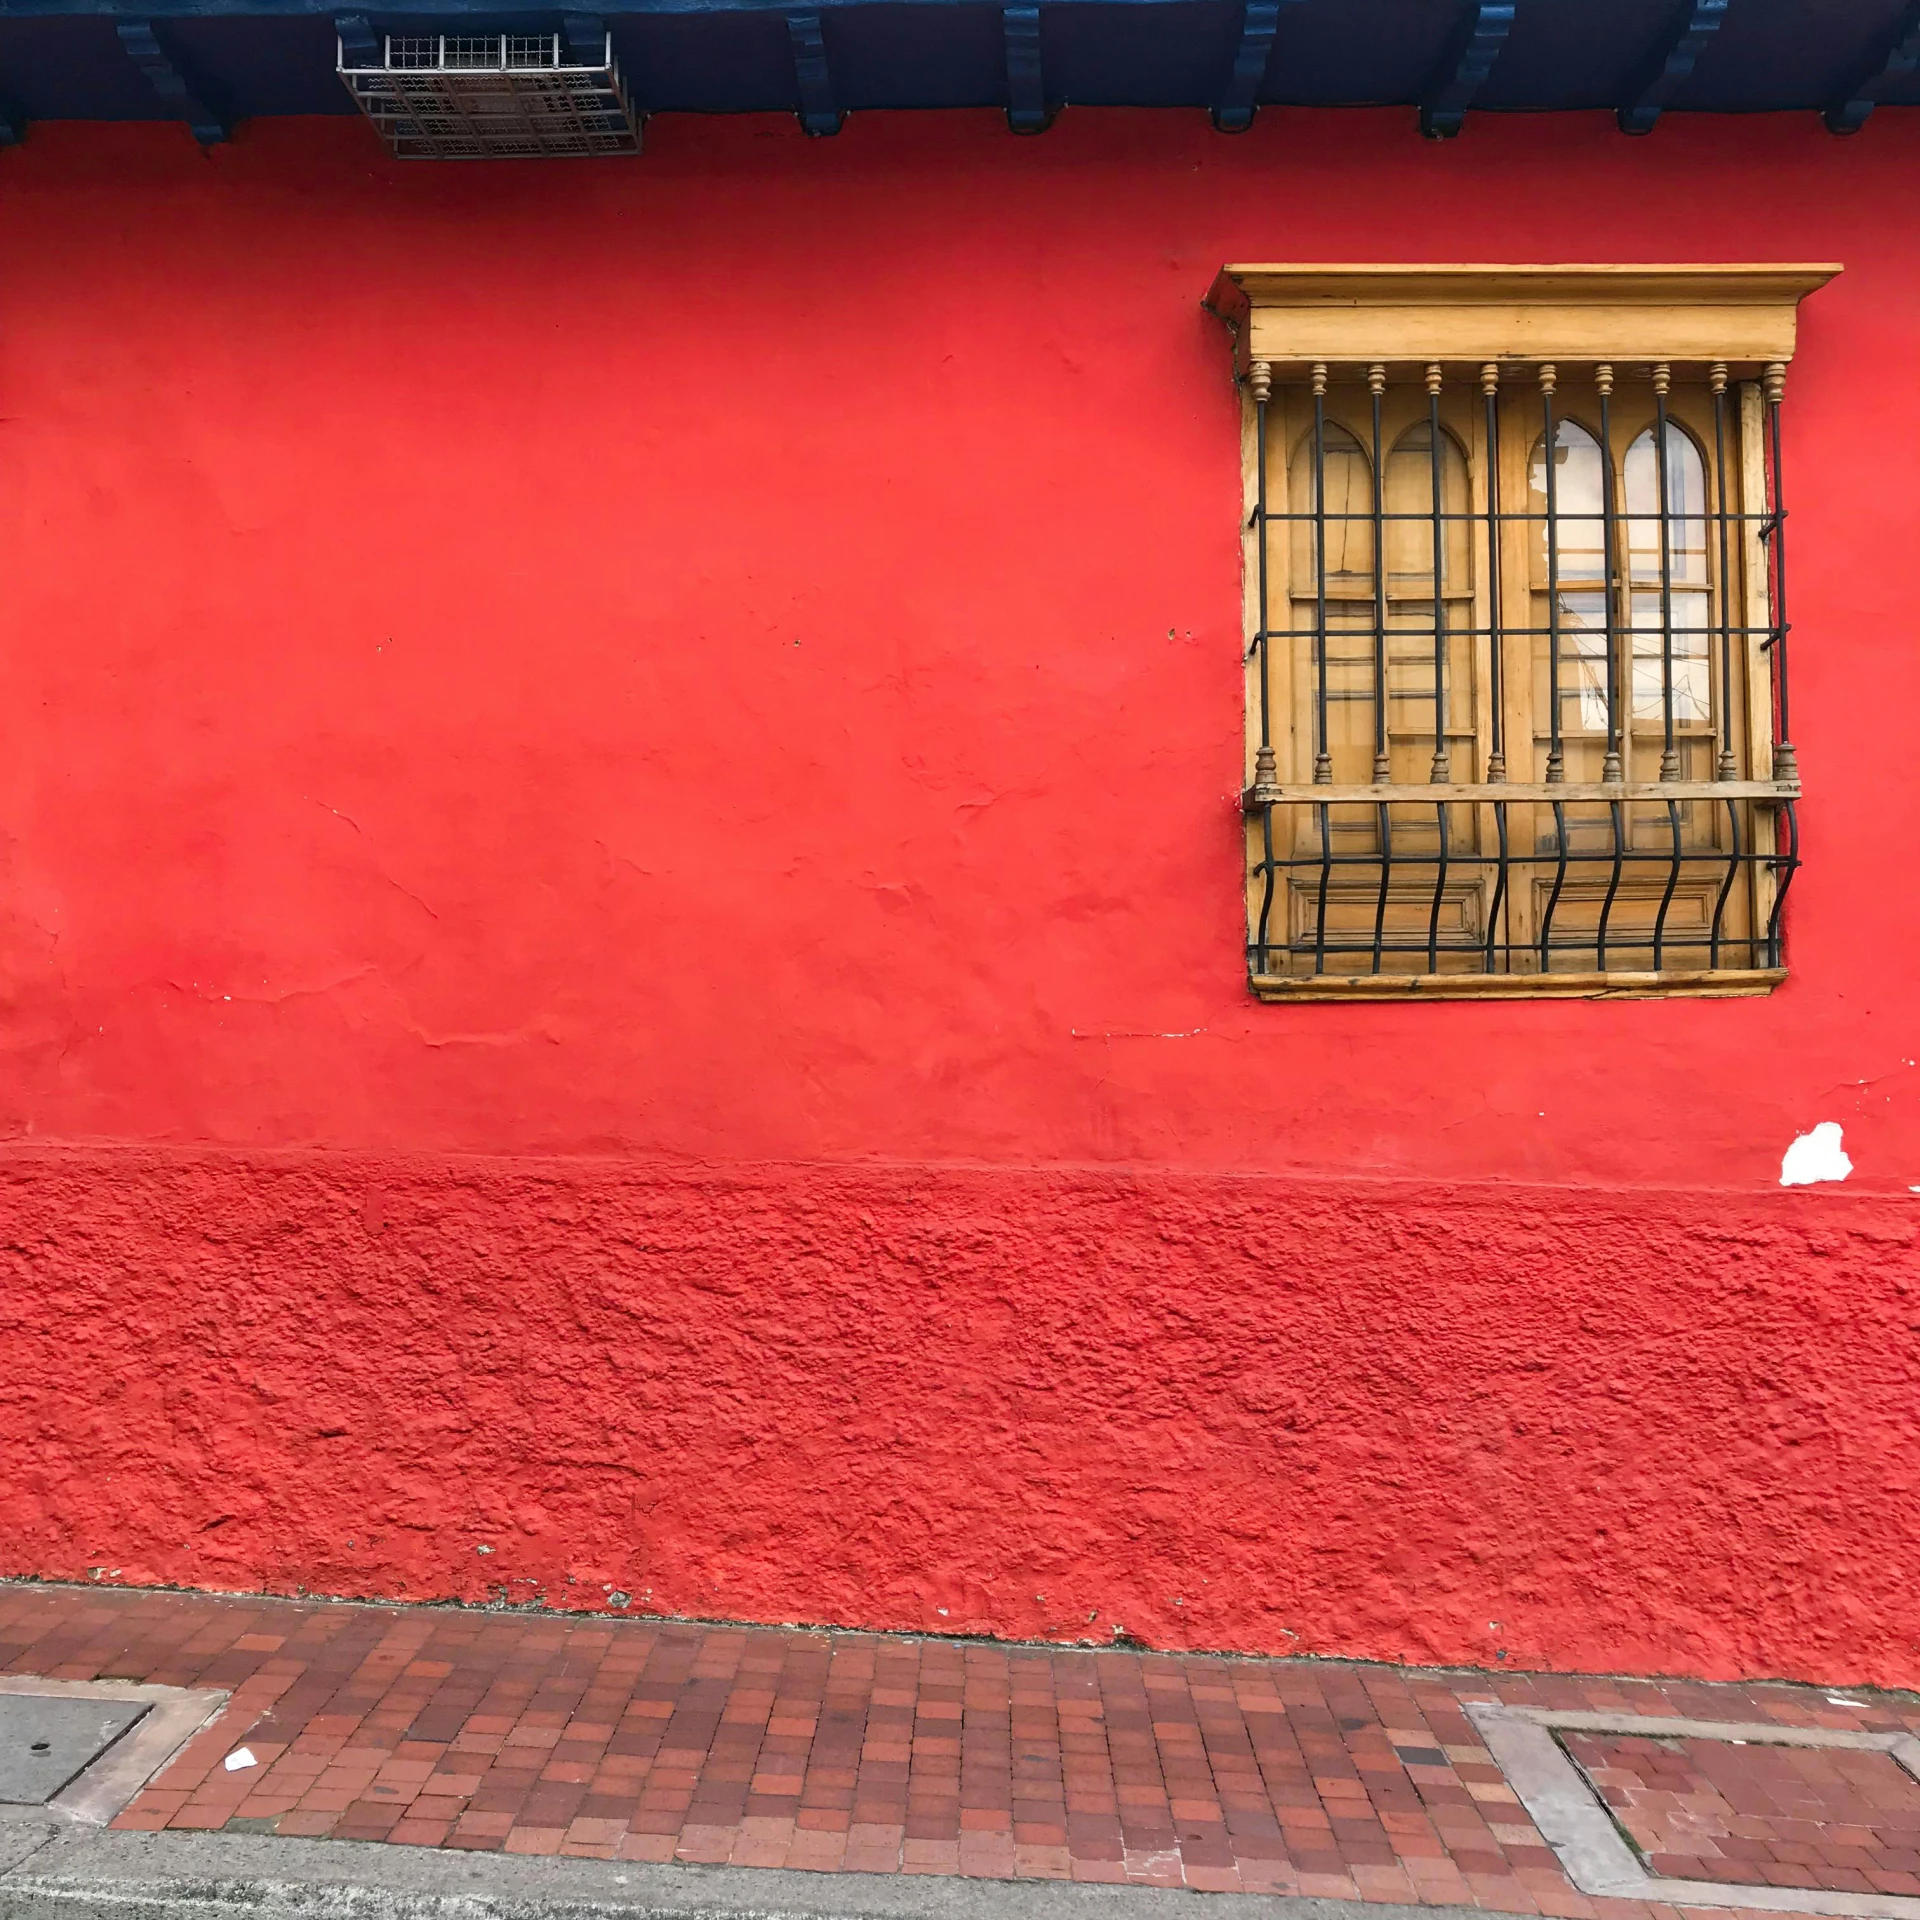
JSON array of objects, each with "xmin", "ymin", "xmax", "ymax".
[{"xmin": 0, "ymin": 1694, "xmax": 149, "ymax": 1804}]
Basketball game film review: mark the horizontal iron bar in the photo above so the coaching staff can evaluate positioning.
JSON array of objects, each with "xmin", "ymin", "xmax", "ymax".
[
  {"xmin": 1261, "ymin": 932, "xmax": 1772, "ymax": 950},
  {"xmin": 1246, "ymin": 781, "xmax": 1795, "ymax": 805},
  {"xmin": 1263, "ymin": 625, "xmax": 1777, "ymax": 639},
  {"xmin": 1259, "ymin": 851, "xmax": 1772, "ymax": 873},
  {"xmin": 1258, "ymin": 923, "xmax": 1769, "ymax": 943},
  {"xmin": 1257, "ymin": 510, "xmax": 1782, "ymax": 522},
  {"xmin": 1262, "ymin": 861, "xmax": 1778, "ymax": 878}
]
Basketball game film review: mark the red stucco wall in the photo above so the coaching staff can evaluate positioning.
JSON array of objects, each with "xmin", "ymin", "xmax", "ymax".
[{"xmin": 0, "ymin": 109, "xmax": 1916, "ymax": 1681}]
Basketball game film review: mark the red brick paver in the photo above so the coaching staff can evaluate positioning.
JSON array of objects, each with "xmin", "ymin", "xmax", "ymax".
[
  {"xmin": 3, "ymin": 1580, "xmax": 1911, "ymax": 1916},
  {"xmin": 1565, "ymin": 1732, "xmax": 1920, "ymax": 1898}
]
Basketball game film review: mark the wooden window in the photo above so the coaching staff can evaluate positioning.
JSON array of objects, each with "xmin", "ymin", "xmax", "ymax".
[{"xmin": 1206, "ymin": 265, "xmax": 1838, "ymax": 1001}]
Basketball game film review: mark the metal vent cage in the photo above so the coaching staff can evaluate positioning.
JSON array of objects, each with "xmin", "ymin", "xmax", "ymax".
[{"xmin": 338, "ymin": 30, "xmax": 641, "ymax": 159}]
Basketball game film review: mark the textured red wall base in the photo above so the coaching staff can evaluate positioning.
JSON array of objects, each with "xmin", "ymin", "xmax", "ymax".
[{"xmin": 3, "ymin": 1147, "xmax": 1914, "ymax": 1687}]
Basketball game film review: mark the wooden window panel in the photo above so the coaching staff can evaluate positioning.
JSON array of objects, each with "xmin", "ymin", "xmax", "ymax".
[{"xmin": 1214, "ymin": 258, "xmax": 1836, "ymax": 999}]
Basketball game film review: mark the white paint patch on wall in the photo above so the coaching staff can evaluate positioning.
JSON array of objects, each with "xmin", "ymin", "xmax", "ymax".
[{"xmin": 1780, "ymin": 1121, "xmax": 1853, "ymax": 1188}]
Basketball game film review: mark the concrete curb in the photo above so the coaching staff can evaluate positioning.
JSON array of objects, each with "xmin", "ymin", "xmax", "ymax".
[{"xmin": 0, "ymin": 1820, "xmax": 1494, "ymax": 1920}]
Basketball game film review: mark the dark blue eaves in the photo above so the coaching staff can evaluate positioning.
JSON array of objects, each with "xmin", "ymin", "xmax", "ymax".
[{"xmin": 0, "ymin": 0, "xmax": 1914, "ymax": 135}]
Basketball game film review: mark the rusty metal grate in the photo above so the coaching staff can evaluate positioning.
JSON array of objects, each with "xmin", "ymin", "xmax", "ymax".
[{"xmin": 337, "ymin": 31, "xmax": 641, "ymax": 160}]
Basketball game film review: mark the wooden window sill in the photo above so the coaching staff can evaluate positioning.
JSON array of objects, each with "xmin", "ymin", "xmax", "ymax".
[
  {"xmin": 1244, "ymin": 781, "xmax": 1796, "ymax": 806},
  {"xmin": 1248, "ymin": 968, "xmax": 1785, "ymax": 1002}
]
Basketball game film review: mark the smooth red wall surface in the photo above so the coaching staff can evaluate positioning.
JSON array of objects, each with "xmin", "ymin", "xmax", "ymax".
[{"xmin": 1, "ymin": 109, "xmax": 1917, "ymax": 1681}]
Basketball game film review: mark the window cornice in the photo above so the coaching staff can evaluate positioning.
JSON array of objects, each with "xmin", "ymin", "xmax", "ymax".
[{"xmin": 1204, "ymin": 263, "xmax": 1841, "ymax": 377}]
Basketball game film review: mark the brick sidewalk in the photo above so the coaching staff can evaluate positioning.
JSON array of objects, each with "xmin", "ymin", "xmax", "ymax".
[
  {"xmin": 1562, "ymin": 1731, "xmax": 1920, "ymax": 1896},
  {"xmin": 4, "ymin": 1580, "xmax": 1914, "ymax": 1917}
]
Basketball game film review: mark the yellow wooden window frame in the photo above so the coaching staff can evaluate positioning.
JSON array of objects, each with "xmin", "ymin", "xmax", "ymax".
[{"xmin": 1205, "ymin": 264, "xmax": 1839, "ymax": 1003}]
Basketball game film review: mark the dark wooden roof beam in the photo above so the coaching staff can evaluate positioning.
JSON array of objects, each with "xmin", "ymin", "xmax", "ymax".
[
  {"xmin": 1419, "ymin": 1, "xmax": 1515, "ymax": 140},
  {"xmin": 333, "ymin": 12, "xmax": 376, "ymax": 63},
  {"xmin": 1617, "ymin": 0, "xmax": 1729, "ymax": 134},
  {"xmin": 787, "ymin": 9, "xmax": 842, "ymax": 134},
  {"xmin": 563, "ymin": 13, "xmax": 608, "ymax": 62},
  {"xmin": 116, "ymin": 18, "xmax": 228, "ymax": 143},
  {"xmin": 1213, "ymin": 0, "xmax": 1292, "ymax": 134},
  {"xmin": 1824, "ymin": 0, "xmax": 1920, "ymax": 132},
  {"xmin": 1002, "ymin": 6, "xmax": 1052, "ymax": 132}
]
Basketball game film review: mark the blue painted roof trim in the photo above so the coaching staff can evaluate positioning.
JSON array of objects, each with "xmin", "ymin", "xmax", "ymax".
[{"xmin": 0, "ymin": 0, "xmax": 1917, "ymax": 131}]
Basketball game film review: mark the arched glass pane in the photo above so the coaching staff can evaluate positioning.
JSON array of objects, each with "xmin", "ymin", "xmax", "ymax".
[
  {"xmin": 1625, "ymin": 423, "xmax": 1707, "ymax": 588},
  {"xmin": 1529, "ymin": 420, "xmax": 1609, "ymax": 735},
  {"xmin": 1384, "ymin": 423, "xmax": 1470, "ymax": 595},
  {"xmin": 1625, "ymin": 424, "xmax": 1711, "ymax": 726},
  {"xmin": 1288, "ymin": 423, "xmax": 1374, "ymax": 593},
  {"xmin": 1529, "ymin": 419, "xmax": 1606, "ymax": 585}
]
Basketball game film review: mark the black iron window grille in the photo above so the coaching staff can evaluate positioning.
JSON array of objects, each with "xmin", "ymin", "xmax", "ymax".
[{"xmin": 1240, "ymin": 355, "xmax": 1800, "ymax": 999}]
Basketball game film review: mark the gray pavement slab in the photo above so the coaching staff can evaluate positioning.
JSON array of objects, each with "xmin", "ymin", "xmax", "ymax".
[
  {"xmin": 0, "ymin": 1696, "xmax": 150, "ymax": 1807},
  {"xmin": 0, "ymin": 1814, "xmax": 60, "ymax": 1875},
  {"xmin": 0, "ymin": 1818, "xmax": 1492, "ymax": 1920}
]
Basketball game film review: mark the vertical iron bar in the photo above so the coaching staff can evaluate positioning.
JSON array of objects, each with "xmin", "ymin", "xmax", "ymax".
[
  {"xmin": 1711, "ymin": 364, "xmax": 1736, "ymax": 779},
  {"xmin": 1596, "ymin": 364, "xmax": 1622, "ymax": 782},
  {"xmin": 1541, "ymin": 363, "xmax": 1563, "ymax": 782},
  {"xmin": 1252, "ymin": 363, "xmax": 1273, "ymax": 762},
  {"xmin": 1595, "ymin": 798, "xmax": 1625, "ymax": 970},
  {"xmin": 1539, "ymin": 800, "xmax": 1568, "ymax": 971},
  {"xmin": 1426, "ymin": 363, "xmax": 1449, "ymax": 782},
  {"xmin": 1313, "ymin": 802, "xmax": 1332, "ymax": 972},
  {"xmin": 1652, "ymin": 797, "xmax": 1683, "ymax": 970},
  {"xmin": 1481, "ymin": 363, "xmax": 1505, "ymax": 781},
  {"xmin": 1709, "ymin": 795, "xmax": 1742, "ymax": 970},
  {"xmin": 1428, "ymin": 802, "xmax": 1448, "ymax": 972},
  {"xmin": 1765, "ymin": 363, "xmax": 1796, "ymax": 784},
  {"xmin": 1254, "ymin": 807, "xmax": 1277, "ymax": 973},
  {"xmin": 1481, "ymin": 364, "xmax": 1505, "ymax": 972},
  {"xmin": 1247, "ymin": 364, "xmax": 1280, "ymax": 971},
  {"xmin": 1653, "ymin": 362, "xmax": 1679, "ymax": 780},
  {"xmin": 1312, "ymin": 361, "xmax": 1331, "ymax": 784},
  {"xmin": 1369, "ymin": 363, "xmax": 1388, "ymax": 783},
  {"xmin": 1372, "ymin": 801, "xmax": 1392, "ymax": 972},
  {"xmin": 1365, "ymin": 366, "xmax": 1389, "ymax": 966},
  {"xmin": 1484, "ymin": 801, "xmax": 1509, "ymax": 974},
  {"xmin": 1766, "ymin": 798, "xmax": 1798, "ymax": 964}
]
